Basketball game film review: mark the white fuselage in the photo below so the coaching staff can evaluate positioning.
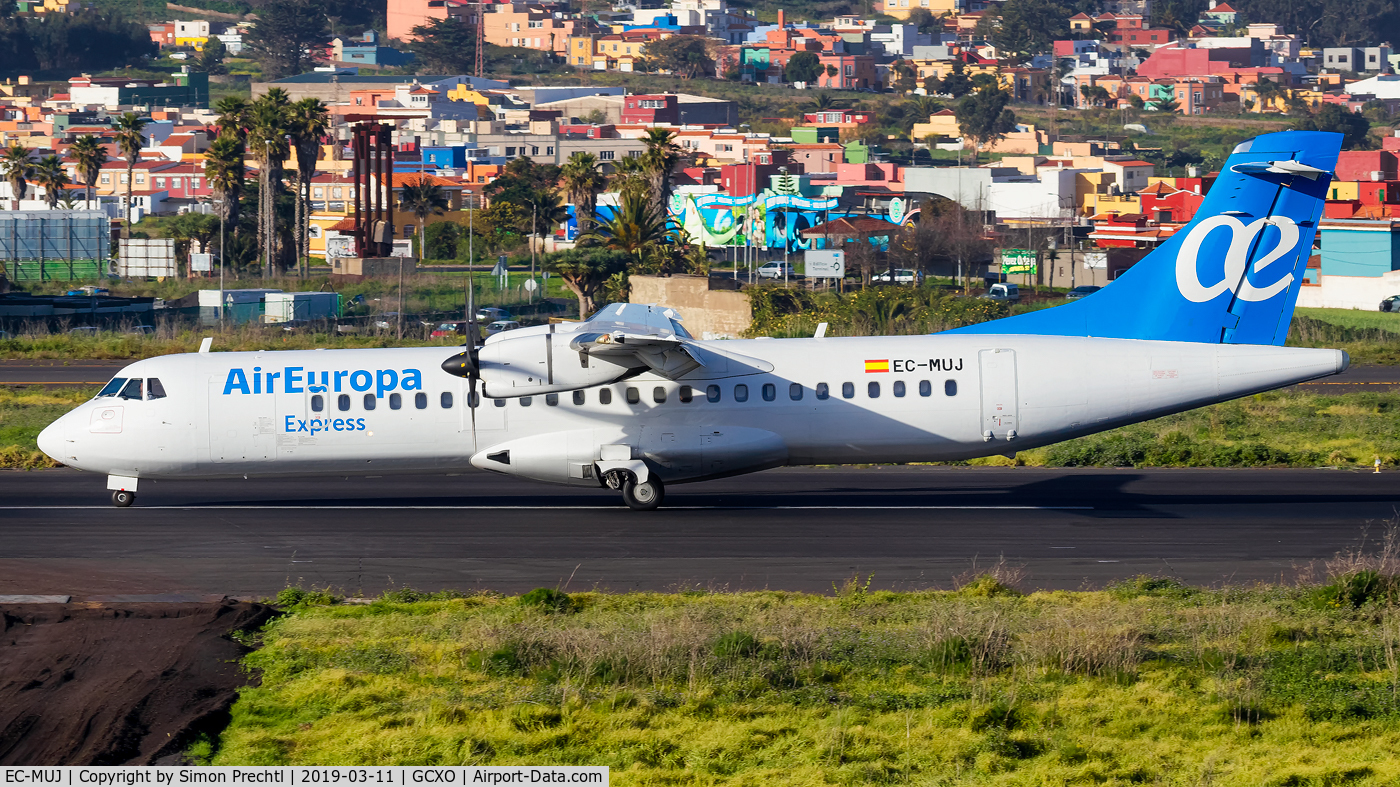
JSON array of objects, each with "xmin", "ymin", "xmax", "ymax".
[{"xmin": 39, "ymin": 335, "xmax": 1346, "ymax": 487}]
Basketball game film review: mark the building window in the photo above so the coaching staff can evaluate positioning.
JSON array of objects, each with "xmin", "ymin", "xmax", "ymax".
[{"xmin": 599, "ymin": 150, "xmax": 615, "ymax": 160}]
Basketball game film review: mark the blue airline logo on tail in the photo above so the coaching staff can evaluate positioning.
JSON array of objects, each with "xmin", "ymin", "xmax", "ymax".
[{"xmin": 1175, "ymin": 215, "xmax": 1302, "ymax": 304}]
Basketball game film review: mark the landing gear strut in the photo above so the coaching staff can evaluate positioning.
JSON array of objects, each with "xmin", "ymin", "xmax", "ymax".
[
  {"xmin": 604, "ymin": 469, "xmax": 664, "ymax": 511},
  {"xmin": 111, "ymin": 490, "xmax": 135, "ymax": 507},
  {"xmin": 621, "ymin": 477, "xmax": 664, "ymax": 511}
]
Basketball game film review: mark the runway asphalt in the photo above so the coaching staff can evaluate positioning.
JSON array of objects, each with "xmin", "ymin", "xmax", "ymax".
[
  {"xmin": 4, "ymin": 360, "xmax": 1398, "ymax": 388},
  {"xmin": 2, "ymin": 466, "xmax": 1397, "ymax": 599}
]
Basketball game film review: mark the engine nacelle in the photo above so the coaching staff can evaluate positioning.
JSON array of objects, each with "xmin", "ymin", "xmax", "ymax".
[{"xmin": 478, "ymin": 331, "xmax": 637, "ymax": 397}]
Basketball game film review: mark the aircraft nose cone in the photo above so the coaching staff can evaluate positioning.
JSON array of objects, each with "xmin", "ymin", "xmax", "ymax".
[
  {"xmin": 441, "ymin": 352, "xmax": 474, "ymax": 378},
  {"xmin": 36, "ymin": 418, "xmax": 64, "ymax": 461}
]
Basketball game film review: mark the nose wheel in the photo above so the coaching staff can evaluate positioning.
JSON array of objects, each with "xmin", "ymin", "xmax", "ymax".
[
  {"xmin": 111, "ymin": 490, "xmax": 135, "ymax": 507},
  {"xmin": 621, "ymin": 477, "xmax": 664, "ymax": 511}
]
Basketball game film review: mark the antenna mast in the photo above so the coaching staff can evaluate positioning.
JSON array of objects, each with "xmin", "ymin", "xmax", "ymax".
[{"xmin": 475, "ymin": 0, "xmax": 486, "ymax": 78}]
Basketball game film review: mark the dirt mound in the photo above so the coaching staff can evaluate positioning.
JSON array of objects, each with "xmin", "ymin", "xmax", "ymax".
[{"xmin": 0, "ymin": 601, "xmax": 275, "ymax": 765}]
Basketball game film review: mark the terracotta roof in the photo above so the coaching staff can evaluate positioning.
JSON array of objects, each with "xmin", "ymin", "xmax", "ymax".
[
  {"xmin": 1140, "ymin": 181, "xmax": 1176, "ymax": 194},
  {"xmin": 1110, "ymin": 160, "xmax": 1154, "ymax": 167},
  {"xmin": 1210, "ymin": 2, "xmax": 1237, "ymax": 11},
  {"xmin": 389, "ymin": 173, "xmax": 460, "ymax": 188},
  {"xmin": 327, "ymin": 217, "xmax": 356, "ymax": 231}
]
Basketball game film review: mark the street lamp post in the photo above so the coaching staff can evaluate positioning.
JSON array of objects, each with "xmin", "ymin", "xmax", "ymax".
[{"xmin": 779, "ymin": 166, "xmax": 789, "ymax": 287}]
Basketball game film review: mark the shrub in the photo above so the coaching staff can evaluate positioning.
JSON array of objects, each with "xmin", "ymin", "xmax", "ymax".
[
  {"xmin": 520, "ymin": 587, "xmax": 576, "ymax": 613},
  {"xmin": 275, "ymin": 586, "xmax": 340, "ymax": 607},
  {"xmin": 713, "ymin": 631, "xmax": 760, "ymax": 659},
  {"xmin": 1108, "ymin": 575, "xmax": 1195, "ymax": 600}
]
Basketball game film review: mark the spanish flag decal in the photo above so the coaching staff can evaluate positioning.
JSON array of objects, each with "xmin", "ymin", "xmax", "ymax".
[{"xmin": 864, "ymin": 359, "xmax": 890, "ymax": 373}]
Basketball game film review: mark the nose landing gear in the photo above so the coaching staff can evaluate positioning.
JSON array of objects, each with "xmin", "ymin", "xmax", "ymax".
[
  {"xmin": 111, "ymin": 490, "xmax": 135, "ymax": 507},
  {"xmin": 603, "ymin": 469, "xmax": 665, "ymax": 511}
]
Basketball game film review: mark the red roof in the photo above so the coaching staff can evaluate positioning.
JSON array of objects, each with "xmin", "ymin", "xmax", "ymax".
[{"xmin": 1210, "ymin": 3, "xmax": 1237, "ymax": 11}]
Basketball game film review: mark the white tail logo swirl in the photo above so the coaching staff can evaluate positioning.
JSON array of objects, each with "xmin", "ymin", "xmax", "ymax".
[{"xmin": 1175, "ymin": 215, "xmax": 1300, "ymax": 303}]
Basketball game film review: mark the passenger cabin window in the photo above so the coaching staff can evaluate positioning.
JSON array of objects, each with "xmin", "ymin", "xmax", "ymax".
[
  {"xmin": 338, "ymin": 394, "xmax": 351, "ymax": 411},
  {"xmin": 868, "ymin": 381, "xmax": 880, "ymax": 398},
  {"xmin": 415, "ymin": 392, "xmax": 428, "ymax": 409},
  {"xmin": 119, "ymin": 378, "xmax": 143, "ymax": 400},
  {"xmin": 919, "ymin": 380, "xmax": 931, "ymax": 397},
  {"xmin": 600, "ymin": 388, "xmax": 613, "ymax": 405},
  {"xmin": 97, "ymin": 378, "xmax": 127, "ymax": 397},
  {"xmin": 626, "ymin": 387, "xmax": 640, "ymax": 404},
  {"xmin": 679, "ymin": 386, "xmax": 693, "ymax": 403},
  {"xmin": 146, "ymin": 378, "xmax": 167, "ymax": 400},
  {"xmin": 790, "ymin": 383, "xmax": 803, "ymax": 401},
  {"xmin": 441, "ymin": 392, "xmax": 454, "ymax": 408},
  {"xmin": 734, "ymin": 384, "xmax": 749, "ymax": 402},
  {"xmin": 546, "ymin": 393, "xmax": 559, "ymax": 406},
  {"xmin": 762, "ymin": 383, "xmax": 776, "ymax": 401},
  {"xmin": 363, "ymin": 394, "xmax": 376, "ymax": 410},
  {"xmin": 842, "ymin": 382, "xmax": 855, "ymax": 399},
  {"xmin": 893, "ymin": 381, "xmax": 906, "ymax": 398},
  {"xmin": 653, "ymin": 387, "xmax": 666, "ymax": 404},
  {"xmin": 945, "ymin": 380, "xmax": 958, "ymax": 396},
  {"xmin": 573, "ymin": 391, "xmax": 585, "ymax": 405},
  {"xmin": 816, "ymin": 382, "xmax": 829, "ymax": 400},
  {"xmin": 520, "ymin": 397, "xmax": 533, "ymax": 407},
  {"xmin": 389, "ymin": 393, "xmax": 402, "ymax": 410},
  {"xmin": 312, "ymin": 394, "xmax": 324, "ymax": 412},
  {"xmin": 706, "ymin": 384, "xmax": 721, "ymax": 403},
  {"xmin": 494, "ymin": 397, "xmax": 506, "ymax": 407},
  {"xmin": 468, "ymin": 391, "xmax": 480, "ymax": 408}
]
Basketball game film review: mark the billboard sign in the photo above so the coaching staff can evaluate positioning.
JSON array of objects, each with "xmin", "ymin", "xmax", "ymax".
[
  {"xmin": 117, "ymin": 238, "xmax": 176, "ymax": 278},
  {"xmin": 190, "ymin": 253, "xmax": 213, "ymax": 272},
  {"xmin": 805, "ymin": 249, "xmax": 845, "ymax": 279},
  {"xmin": 1000, "ymin": 248, "xmax": 1037, "ymax": 276}
]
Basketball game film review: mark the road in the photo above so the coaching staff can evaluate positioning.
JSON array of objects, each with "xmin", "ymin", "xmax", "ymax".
[
  {"xmin": 4, "ymin": 360, "xmax": 1398, "ymax": 389},
  {"xmin": 1, "ymin": 467, "xmax": 1397, "ymax": 599}
]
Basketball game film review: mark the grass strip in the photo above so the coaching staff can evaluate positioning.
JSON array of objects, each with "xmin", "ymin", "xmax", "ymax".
[{"xmin": 211, "ymin": 573, "xmax": 1400, "ymax": 784}]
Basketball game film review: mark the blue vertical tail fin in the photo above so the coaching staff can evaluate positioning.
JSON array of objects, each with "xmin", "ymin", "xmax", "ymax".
[{"xmin": 949, "ymin": 130, "xmax": 1341, "ymax": 345}]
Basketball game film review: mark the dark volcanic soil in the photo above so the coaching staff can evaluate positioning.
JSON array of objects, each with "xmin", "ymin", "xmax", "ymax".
[{"xmin": 0, "ymin": 601, "xmax": 275, "ymax": 765}]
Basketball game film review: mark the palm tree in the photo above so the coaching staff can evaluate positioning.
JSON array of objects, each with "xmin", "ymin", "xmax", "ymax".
[
  {"xmin": 801, "ymin": 92, "xmax": 853, "ymax": 113},
  {"xmin": 608, "ymin": 154, "xmax": 649, "ymax": 202},
  {"xmin": 560, "ymin": 151, "xmax": 607, "ymax": 242},
  {"xmin": 204, "ymin": 133, "xmax": 245, "ymax": 272},
  {"xmin": 398, "ymin": 176, "xmax": 450, "ymax": 262},
  {"xmin": 213, "ymin": 96, "xmax": 248, "ymax": 142},
  {"xmin": 247, "ymin": 88, "xmax": 292, "ymax": 277},
  {"xmin": 113, "ymin": 112, "xmax": 148, "ymax": 235},
  {"xmin": 1, "ymin": 143, "xmax": 33, "ymax": 208},
  {"xmin": 32, "ymin": 155, "xmax": 69, "ymax": 209},
  {"xmin": 583, "ymin": 191, "xmax": 677, "ymax": 265},
  {"xmin": 286, "ymin": 97, "xmax": 329, "ymax": 277},
  {"xmin": 68, "ymin": 134, "xmax": 107, "ymax": 208},
  {"xmin": 640, "ymin": 127, "xmax": 681, "ymax": 222}
]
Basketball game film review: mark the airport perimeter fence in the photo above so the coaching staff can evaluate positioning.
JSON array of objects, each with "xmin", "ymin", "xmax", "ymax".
[{"xmin": 0, "ymin": 210, "xmax": 110, "ymax": 282}]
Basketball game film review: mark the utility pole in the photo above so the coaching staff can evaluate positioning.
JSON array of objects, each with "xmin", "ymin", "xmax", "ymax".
[{"xmin": 530, "ymin": 201, "xmax": 537, "ymax": 304}]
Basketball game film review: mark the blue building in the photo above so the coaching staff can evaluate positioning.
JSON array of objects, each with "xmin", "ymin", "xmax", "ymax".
[
  {"xmin": 331, "ymin": 30, "xmax": 415, "ymax": 67},
  {"xmin": 1297, "ymin": 218, "xmax": 1400, "ymax": 310}
]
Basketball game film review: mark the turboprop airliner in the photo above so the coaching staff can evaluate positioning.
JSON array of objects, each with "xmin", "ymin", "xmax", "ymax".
[{"xmin": 38, "ymin": 130, "xmax": 1347, "ymax": 510}]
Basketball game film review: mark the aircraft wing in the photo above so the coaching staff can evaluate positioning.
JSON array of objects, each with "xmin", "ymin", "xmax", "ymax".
[{"xmin": 569, "ymin": 330, "xmax": 703, "ymax": 379}]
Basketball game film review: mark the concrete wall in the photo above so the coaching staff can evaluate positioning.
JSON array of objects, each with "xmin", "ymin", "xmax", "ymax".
[
  {"xmin": 1296, "ymin": 271, "xmax": 1400, "ymax": 311},
  {"xmin": 629, "ymin": 275, "xmax": 752, "ymax": 339}
]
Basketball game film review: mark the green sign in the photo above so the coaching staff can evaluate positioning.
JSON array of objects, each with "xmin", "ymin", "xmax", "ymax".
[{"xmin": 1000, "ymin": 248, "xmax": 1038, "ymax": 275}]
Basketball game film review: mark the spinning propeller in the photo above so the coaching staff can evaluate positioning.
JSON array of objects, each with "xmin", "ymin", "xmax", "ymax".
[{"xmin": 440, "ymin": 276, "xmax": 482, "ymax": 451}]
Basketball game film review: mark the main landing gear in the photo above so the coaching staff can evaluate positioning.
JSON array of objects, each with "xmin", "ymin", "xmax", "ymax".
[
  {"xmin": 111, "ymin": 490, "xmax": 135, "ymax": 507},
  {"xmin": 604, "ymin": 470, "xmax": 665, "ymax": 511}
]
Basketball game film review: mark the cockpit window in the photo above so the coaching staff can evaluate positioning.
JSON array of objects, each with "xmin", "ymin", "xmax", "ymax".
[
  {"xmin": 97, "ymin": 378, "xmax": 127, "ymax": 397},
  {"xmin": 118, "ymin": 378, "xmax": 143, "ymax": 400},
  {"xmin": 146, "ymin": 378, "xmax": 167, "ymax": 400}
]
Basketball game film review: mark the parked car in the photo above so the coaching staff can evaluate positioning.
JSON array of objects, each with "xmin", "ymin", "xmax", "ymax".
[
  {"xmin": 476, "ymin": 307, "xmax": 511, "ymax": 323},
  {"xmin": 980, "ymin": 283, "xmax": 1020, "ymax": 303},
  {"xmin": 757, "ymin": 261, "xmax": 796, "ymax": 280},
  {"xmin": 485, "ymin": 320, "xmax": 521, "ymax": 336},
  {"xmin": 1381, "ymin": 295, "xmax": 1400, "ymax": 312},
  {"xmin": 432, "ymin": 320, "xmax": 485, "ymax": 342},
  {"xmin": 873, "ymin": 268, "xmax": 923, "ymax": 284},
  {"xmin": 1065, "ymin": 285, "xmax": 1102, "ymax": 300}
]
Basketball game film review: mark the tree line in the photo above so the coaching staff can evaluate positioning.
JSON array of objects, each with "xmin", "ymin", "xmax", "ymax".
[{"xmin": 0, "ymin": 10, "xmax": 154, "ymax": 74}]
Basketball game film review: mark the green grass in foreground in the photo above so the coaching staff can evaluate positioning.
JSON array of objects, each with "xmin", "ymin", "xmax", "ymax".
[
  {"xmin": 0, "ymin": 387, "xmax": 91, "ymax": 469},
  {"xmin": 213, "ymin": 570, "xmax": 1400, "ymax": 784}
]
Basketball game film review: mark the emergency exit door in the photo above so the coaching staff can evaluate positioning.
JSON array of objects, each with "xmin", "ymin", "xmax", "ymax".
[{"xmin": 979, "ymin": 349, "xmax": 1018, "ymax": 441}]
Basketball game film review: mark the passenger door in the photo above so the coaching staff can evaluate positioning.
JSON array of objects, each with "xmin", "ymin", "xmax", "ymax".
[{"xmin": 978, "ymin": 349, "xmax": 1018, "ymax": 441}]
